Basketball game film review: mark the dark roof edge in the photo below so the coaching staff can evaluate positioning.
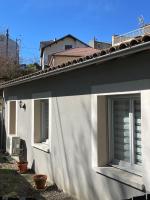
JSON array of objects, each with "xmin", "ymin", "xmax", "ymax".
[{"xmin": 1, "ymin": 41, "xmax": 150, "ymax": 90}]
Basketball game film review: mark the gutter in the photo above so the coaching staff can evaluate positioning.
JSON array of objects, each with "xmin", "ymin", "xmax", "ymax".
[{"xmin": 1, "ymin": 41, "xmax": 150, "ymax": 89}]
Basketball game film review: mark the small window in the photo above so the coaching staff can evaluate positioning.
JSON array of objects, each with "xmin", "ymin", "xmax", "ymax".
[
  {"xmin": 109, "ymin": 95, "xmax": 142, "ymax": 172},
  {"xmin": 65, "ymin": 45, "xmax": 72, "ymax": 50},
  {"xmin": 9, "ymin": 101, "xmax": 16, "ymax": 135},
  {"xmin": 34, "ymin": 99, "xmax": 49, "ymax": 144}
]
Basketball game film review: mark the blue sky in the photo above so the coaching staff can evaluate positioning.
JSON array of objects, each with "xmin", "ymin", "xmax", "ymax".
[{"xmin": 1, "ymin": 0, "xmax": 150, "ymax": 64}]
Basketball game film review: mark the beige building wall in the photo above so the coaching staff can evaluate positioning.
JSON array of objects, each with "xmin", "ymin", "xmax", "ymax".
[
  {"xmin": 50, "ymin": 55, "xmax": 80, "ymax": 67},
  {"xmin": 42, "ymin": 37, "xmax": 87, "ymax": 68}
]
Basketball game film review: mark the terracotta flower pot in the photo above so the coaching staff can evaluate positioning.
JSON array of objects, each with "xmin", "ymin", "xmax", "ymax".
[
  {"xmin": 33, "ymin": 174, "xmax": 47, "ymax": 190},
  {"xmin": 17, "ymin": 161, "xmax": 28, "ymax": 173}
]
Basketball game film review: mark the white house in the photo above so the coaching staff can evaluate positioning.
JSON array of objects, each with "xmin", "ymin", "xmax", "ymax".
[{"xmin": 1, "ymin": 29, "xmax": 150, "ymax": 199}]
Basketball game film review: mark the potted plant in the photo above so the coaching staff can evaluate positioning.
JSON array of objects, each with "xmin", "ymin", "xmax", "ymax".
[
  {"xmin": 17, "ymin": 160, "xmax": 28, "ymax": 173},
  {"xmin": 33, "ymin": 174, "xmax": 47, "ymax": 190}
]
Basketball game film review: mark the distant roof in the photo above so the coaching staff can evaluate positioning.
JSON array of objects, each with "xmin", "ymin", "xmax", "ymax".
[
  {"xmin": 40, "ymin": 40, "xmax": 54, "ymax": 49},
  {"xmin": 1, "ymin": 34, "xmax": 150, "ymax": 89},
  {"xmin": 53, "ymin": 47, "xmax": 100, "ymax": 57},
  {"xmin": 40, "ymin": 34, "xmax": 89, "ymax": 57}
]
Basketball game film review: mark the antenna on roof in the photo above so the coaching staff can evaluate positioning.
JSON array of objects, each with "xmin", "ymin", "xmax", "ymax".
[{"xmin": 138, "ymin": 15, "xmax": 145, "ymax": 28}]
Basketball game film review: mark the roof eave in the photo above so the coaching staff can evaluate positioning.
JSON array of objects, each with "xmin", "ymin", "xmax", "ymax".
[{"xmin": 1, "ymin": 41, "xmax": 150, "ymax": 89}]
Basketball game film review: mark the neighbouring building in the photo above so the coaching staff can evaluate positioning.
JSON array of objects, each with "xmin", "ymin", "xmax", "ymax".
[
  {"xmin": 40, "ymin": 34, "xmax": 89, "ymax": 69},
  {"xmin": 89, "ymin": 37, "xmax": 111, "ymax": 49},
  {"xmin": 48, "ymin": 47, "xmax": 100, "ymax": 68},
  {"xmin": 112, "ymin": 24, "xmax": 150, "ymax": 46},
  {"xmin": 1, "ymin": 27, "xmax": 150, "ymax": 199},
  {"xmin": 0, "ymin": 30, "xmax": 19, "ymax": 82},
  {"xmin": 0, "ymin": 30, "xmax": 19, "ymax": 62}
]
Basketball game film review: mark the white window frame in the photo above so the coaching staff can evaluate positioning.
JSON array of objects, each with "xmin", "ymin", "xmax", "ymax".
[
  {"xmin": 8, "ymin": 100, "xmax": 18, "ymax": 136},
  {"xmin": 108, "ymin": 94, "xmax": 142, "ymax": 174},
  {"xmin": 91, "ymin": 88, "xmax": 143, "ymax": 173},
  {"xmin": 32, "ymin": 96, "xmax": 51, "ymax": 153}
]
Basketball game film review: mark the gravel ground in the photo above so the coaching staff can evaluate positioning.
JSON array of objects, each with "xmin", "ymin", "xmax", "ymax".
[{"xmin": 0, "ymin": 153, "xmax": 76, "ymax": 200}]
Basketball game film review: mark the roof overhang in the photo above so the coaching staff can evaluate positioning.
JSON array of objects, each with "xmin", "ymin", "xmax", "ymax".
[{"xmin": 1, "ymin": 41, "xmax": 150, "ymax": 89}]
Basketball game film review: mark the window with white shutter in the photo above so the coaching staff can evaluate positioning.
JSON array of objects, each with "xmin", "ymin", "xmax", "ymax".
[{"xmin": 109, "ymin": 95, "xmax": 142, "ymax": 173}]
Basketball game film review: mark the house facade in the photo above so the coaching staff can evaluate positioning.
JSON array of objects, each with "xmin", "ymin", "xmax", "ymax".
[
  {"xmin": 1, "ymin": 34, "xmax": 150, "ymax": 199},
  {"xmin": 40, "ymin": 34, "xmax": 89, "ymax": 69}
]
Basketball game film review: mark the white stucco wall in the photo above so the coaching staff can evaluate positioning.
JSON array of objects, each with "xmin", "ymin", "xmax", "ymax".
[
  {"xmin": 4, "ymin": 81, "xmax": 148, "ymax": 200},
  {"xmin": 141, "ymin": 90, "xmax": 150, "ymax": 192},
  {"xmin": 3, "ymin": 50, "xmax": 150, "ymax": 199}
]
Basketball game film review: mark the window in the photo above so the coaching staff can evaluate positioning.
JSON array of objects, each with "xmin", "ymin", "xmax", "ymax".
[
  {"xmin": 109, "ymin": 95, "xmax": 142, "ymax": 172},
  {"xmin": 34, "ymin": 99, "xmax": 49, "ymax": 144},
  {"xmin": 9, "ymin": 101, "xmax": 16, "ymax": 135},
  {"xmin": 65, "ymin": 45, "xmax": 72, "ymax": 50}
]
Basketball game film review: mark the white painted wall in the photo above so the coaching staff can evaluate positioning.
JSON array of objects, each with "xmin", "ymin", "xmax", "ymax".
[{"xmin": 4, "ymin": 50, "xmax": 150, "ymax": 199}]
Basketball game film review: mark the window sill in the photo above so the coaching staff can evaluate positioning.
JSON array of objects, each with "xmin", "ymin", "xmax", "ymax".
[
  {"xmin": 93, "ymin": 166, "xmax": 144, "ymax": 191},
  {"xmin": 32, "ymin": 143, "xmax": 50, "ymax": 153}
]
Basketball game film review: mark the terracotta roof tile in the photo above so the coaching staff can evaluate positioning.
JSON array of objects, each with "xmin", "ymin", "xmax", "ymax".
[
  {"xmin": 53, "ymin": 47, "xmax": 100, "ymax": 57},
  {"xmin": 1, "ymin": 34, "xmax": 150, "ymax": 89}
]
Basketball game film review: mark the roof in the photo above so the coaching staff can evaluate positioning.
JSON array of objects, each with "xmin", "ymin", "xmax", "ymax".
[
  {"xmin": 53, "ymin": 47, "xmax": 100, "ymax": 57},
  {"xmin": 1, "ymin": 34, "xmax": 150, "ymax": 89},
  {"xmin": 40, "ymin": 34, "xmax": 89, "ymax": 57},
  {"xmin": 40, "ymin": 40, "xmax": 54, "ymax": 49}
]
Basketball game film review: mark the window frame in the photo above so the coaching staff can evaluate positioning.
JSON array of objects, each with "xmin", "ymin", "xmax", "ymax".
[
  {"xmin": 108, "ymin": 94, "xmax": 142, "ymax": 174},
  {"xmin": 32, "ymin": 96, "xmax": 51, "ymax": 152},
  {"xmin": 65, "ymin": 44, "xmax": 72, "ymax": 50}
]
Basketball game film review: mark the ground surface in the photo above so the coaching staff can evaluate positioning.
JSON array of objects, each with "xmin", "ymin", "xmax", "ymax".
[{"xmin": 0, "ymin": 153, "xmax": 76, "ymax": 200}]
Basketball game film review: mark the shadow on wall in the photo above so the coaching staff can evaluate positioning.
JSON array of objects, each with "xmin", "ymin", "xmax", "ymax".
[
  {"xmin": 19, "ymin": 139, "xmax": 27, "ymax": 162},
  {"xmin": 2, "ymin": 123, "xmax": 6, "ymax": 152},
  {"xmin": 0, "ymin": 113, "xmax": 6, "ymax": 152},
  {"xmin": 31, "ymin": 159, "xmax": 35, "ymax": 172},
  {"xmin": 52, "ymin": 97, "xmax": 101, "ymax": 200}
]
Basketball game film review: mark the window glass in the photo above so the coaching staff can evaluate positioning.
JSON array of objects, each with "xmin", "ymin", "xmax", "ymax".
[
  {"xmin": 65, "ymin": 45, "xmax": 72, "ymax": 50},
  {"xmin": 110, "ymin": 95, "xmax": 142, "ymax": 169},
  {"xmin": 113, "ymin": 99, "xmax": 130, "ymax": 162}
]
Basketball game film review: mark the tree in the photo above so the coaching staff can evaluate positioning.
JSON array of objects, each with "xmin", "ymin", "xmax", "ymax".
[
  {"xmin": 0, "ymin": 56, "xmax": 19, "ymax": 80},
  {"xmin": 0, "ymin": 58, "xmax": 39, "ymax": 82}
]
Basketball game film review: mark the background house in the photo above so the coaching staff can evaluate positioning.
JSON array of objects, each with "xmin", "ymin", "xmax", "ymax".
[
  {"xmin": 40, "ymin": 34, "xmax": 89, "ymax": 69},
  {"xmin": 48, "ymin": 47, "xmax": 99, "ymax": 68},
  {"xmin": 0, "ymin": 29, "xmax": 19, "ymax": 82},
  {"xmin": 0, "ymin": 29, "xmax": 19, "ymax": 62},
  {"xmin": 40, "ymin": 34, "xmax": 112, "ymax": 69}
]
